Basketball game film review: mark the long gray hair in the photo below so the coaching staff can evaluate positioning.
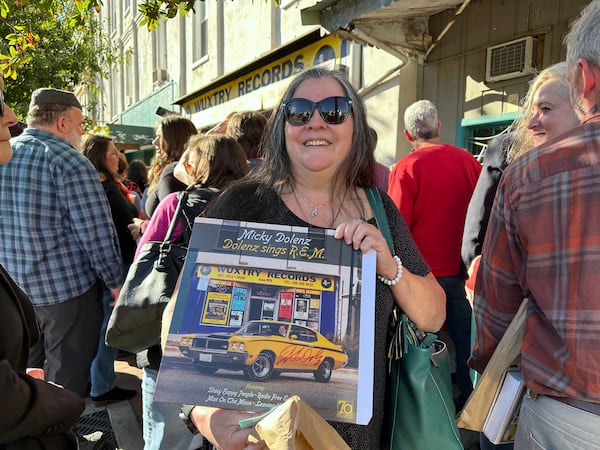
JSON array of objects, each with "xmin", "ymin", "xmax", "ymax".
[{"xmin": 254, "ymin": 67, "xmax": 376, "ymax": 194}]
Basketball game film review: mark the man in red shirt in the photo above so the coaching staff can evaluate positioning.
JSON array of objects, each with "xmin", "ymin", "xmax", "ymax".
[{"xmin": 388, "ymin": 99, "xmax": 481, "ymax": 410}]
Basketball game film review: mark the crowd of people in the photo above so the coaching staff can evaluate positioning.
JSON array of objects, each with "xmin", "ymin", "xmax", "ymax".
[{"xmin": 2, "ymin": 1, "xmax": 600, "ymax": 449}]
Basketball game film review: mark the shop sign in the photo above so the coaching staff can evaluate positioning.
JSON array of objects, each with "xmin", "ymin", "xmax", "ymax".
[
  {"xmin": 183, "ymin": 35, "xmax": 346, "ymax": 115},
  {"xmin": 198, "ymin": 265, "xmax": 335, "ymax": 292}
]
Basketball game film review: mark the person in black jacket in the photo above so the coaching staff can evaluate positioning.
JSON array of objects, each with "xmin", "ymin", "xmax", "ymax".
[
  {"xmin": 82, "ymin": 134, "xmax": 138, "ymax": 405},
  {"xmin": 144, "ymin": 115, "xmax": 197, "ymax": 218},
  {"xmin": 225, "ymin": 110, "xmax": 267, "ymax": 172},
  {"xmin": 461, "ymin": 132, "xmax": 511, "ymax": 272}
]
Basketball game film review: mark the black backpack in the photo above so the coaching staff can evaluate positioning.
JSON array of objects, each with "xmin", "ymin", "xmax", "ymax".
[{"xmin": 178, "ymin": 186, "xmax": 220, "ymax": 245}]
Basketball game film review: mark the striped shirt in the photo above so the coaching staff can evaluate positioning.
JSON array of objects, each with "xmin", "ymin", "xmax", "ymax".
[
  {"xmin": 0, "ymin": 128, "xmax": 123, "ymax": 305},
  {"xmin": 471, "ymin": 117, "xmax": 600, "ymax": 402}
]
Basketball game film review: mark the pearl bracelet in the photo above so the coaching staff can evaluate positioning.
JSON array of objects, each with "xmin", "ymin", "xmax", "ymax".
[{"xmin": 377, "ymin": 255, "xmax": 403, "ymax": 286}]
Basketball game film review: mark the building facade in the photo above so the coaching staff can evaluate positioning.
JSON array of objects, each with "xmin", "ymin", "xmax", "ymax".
[
  {"xmin": 95, "ymin": 0, "xmax": 591, "ymax": 165},
  {"xmin": 94, "ymin": 0, "xmax": 401, "ymax": 165},
  {"xmin": 297, "ymin": 0, "xmax": 591, "ymax": 157}
]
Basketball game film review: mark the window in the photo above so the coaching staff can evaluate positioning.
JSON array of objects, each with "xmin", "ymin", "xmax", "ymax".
[
  {"xmin": 125, "ymin": 61, "xmax": 134, "ymax": 107},
  {"xmin": 469, "ymin": 124, "xmax": 512, "ymax": 161},
  {"xmin": 109, "ymin": 2, "xmax": 117, "ymax": 34},
  {"xmin": 193, "ymin": 0, "xmax": 207, "ymax": 62},
  {"xmin": 458, "ymin": 113, "xmax": 518, "ymax": 161},
  {"xmin": 305, "ymin": 330, "xmax": 317, "ymax": 343},
  {"xmin": 110, "ymin": 67, "xmax": 118, "ymax": 118},
  {"xmin": 153, "ymin": 24, "xmax": 167, "ymax": 69},
  {"xmin": 291, "ymin": 326, "xmax": 317, "ymax": 343},
  {"xmin": 152, "ymin": 21, "xmax": 168, "ymax": 84}
]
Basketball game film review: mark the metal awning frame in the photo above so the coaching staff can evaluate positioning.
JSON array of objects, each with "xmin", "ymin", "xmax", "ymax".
[{"xmin": 297, "ymin": 0, "xmax": 472, "ymax": 63}]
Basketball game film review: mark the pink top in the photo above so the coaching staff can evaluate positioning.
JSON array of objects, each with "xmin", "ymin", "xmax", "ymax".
[
  {"xmin": 374, "ymin": 162, "xmax": 390, "ymax": 192},
  {"xmin": 134, "ymin": 192, "xmax": 183, "ymax": 260}
]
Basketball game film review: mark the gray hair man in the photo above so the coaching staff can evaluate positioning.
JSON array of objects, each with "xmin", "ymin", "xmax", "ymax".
[
  {"xmin": 389, "ymin": 99, "xmax": 482, "ymax": 412},
  {"xmin": 471, "ymin": 1, "xmax": 600, "ymax": 448},
  {"xmin": 0, "ymin": 88, "xmax": 124, "ymax": 396},
  {"xmin": 403, "ymin": 99, "xmax": 440, "ymax": 143}
]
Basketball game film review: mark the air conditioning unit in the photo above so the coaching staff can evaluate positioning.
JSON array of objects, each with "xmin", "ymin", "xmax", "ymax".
[
  {"xmin": 152, "ymin": 68, "xmax": 168, "ymax": 84},
  {"xmin": 486, "ymin": 37, "xmax": 537, "ymax": 83}
]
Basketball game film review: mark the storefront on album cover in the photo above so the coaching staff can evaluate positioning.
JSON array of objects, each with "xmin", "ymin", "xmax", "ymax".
[{"xmin": 179, "ymin": 266, "xmax": 344, "ymax": 340}]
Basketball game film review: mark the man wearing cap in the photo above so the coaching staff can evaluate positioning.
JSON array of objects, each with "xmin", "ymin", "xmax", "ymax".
[{"xmin": 0, "ymin": 88, "xmax": 124, "ymax": 397}]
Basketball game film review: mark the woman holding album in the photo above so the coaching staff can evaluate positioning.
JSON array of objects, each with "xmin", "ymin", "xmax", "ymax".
[{"xmin": 184, "ymin": 67, "xmax": 446, "ymax": 449}]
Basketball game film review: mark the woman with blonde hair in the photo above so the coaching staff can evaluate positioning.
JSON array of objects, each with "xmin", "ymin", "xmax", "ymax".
[
  {"xmin": 466, "ymin": 63, "xmax": 580, "ymax": 450},
  {"xmin": 464, "ymin": 62, "xmax": 581, "ymax": 277},
  {"xmin": 507, "ymin": 62, "xmax": 579, "ymax": 163}
]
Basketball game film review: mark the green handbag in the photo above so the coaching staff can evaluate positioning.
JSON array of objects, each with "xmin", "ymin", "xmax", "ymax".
[{"xmin": 365, "ymin": 187, "xmax": 463, "ymax": 450}]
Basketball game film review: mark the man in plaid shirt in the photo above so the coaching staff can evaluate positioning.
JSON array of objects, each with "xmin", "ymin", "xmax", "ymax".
[
  {"xmin": 471, "ymin": 2, "xmax": 600, "ymax": 448},
  {"xmin": 0, "ymin": 88, "xmax": 123, "ymax": 397}
]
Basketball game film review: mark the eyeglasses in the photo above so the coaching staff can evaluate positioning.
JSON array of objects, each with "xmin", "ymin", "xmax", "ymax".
[
  {"xmin": 282, "ymin": 96, "xmax": 352, "ymax": 126},
  {"xmin": 0, "ymin": 90, "xmax": 4, "ymax": 117}
]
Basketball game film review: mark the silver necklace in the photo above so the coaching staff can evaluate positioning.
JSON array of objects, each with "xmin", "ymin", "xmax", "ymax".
[{"xmin": 296, "ymin": 190, "xmax": 329, "ymax": 217}]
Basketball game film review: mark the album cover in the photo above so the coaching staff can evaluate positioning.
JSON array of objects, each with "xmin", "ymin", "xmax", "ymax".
[{"xmin": 154, "ymin": 217, "xmax": 376, "ymax": 425}]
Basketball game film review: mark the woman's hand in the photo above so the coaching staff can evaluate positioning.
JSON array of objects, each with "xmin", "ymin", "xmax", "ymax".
[
  {"xmin": 334, "ymin": 218, "xmax": 396, "ymax": 277},
  {"xmin": 190, "ymin": 406, "xmax": 267, "ymax": 450},
  {"xmin": 334, "ymin": 218, "xmax": 446, "ymax": 332},
  {"xmin": 108, "ymin": 286, "xmax": 121, "ymax": 307},
  {"xmin": 128, "ymin": 218, "xmax": 146, "ymax": 241}
]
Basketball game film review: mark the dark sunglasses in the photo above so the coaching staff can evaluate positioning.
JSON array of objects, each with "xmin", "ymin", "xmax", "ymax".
[
  {"xmin": 0, "ymin": 90, "xmax": 4, "ymax": 117},
  {"xmin": 282, "ymin": 96, "xmax": 352, "ymax": 126}
]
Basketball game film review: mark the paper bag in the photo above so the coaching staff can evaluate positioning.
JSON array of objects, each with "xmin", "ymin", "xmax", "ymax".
[
  {"xmin": 249, "ymin": 395, "xmax": 350, "ymax": 450},
  {"xmin": 456, "ymin": 299, "xmax": 527, "ymax": 432}
]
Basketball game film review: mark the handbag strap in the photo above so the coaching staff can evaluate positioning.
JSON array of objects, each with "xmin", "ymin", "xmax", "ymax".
[
  {"xmin": 366, "ymin": 188, "xmax": 436, "ymax": 359},
  {"xmin": 365, "ymin": 187, "xmax": 402, "ymax": 359},
  {"xmin": 163, "ymin": 190, "xmax": 189, "ymax": 244},
  {"xmin": 365, "ymin": 187, "xmax": 394, "ymax": 255}
]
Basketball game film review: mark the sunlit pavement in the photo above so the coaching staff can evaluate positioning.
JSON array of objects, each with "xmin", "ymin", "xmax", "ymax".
[
  {"xmin": 82, "ymin": 352, "xmax": 144, "ymax": 450},
  {"xmin": 78, "ymin": 346, "xmax": 481, "ymax": 449}
]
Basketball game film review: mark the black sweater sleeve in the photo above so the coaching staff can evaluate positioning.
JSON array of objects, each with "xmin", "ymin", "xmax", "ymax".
[
  {"xmin": 145, "ymin": 164, "xmax": 187, "ymax": 218},
  {"xmin": 103, "ymin": 181, "xmax": 138, "ymax": 265},
  {"xmin": 461, "ymin": 133, "xmax": 510, "ymax": 268}
]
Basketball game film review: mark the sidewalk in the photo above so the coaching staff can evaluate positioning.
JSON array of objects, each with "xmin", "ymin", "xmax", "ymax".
[
  {"xmin": 81, "ymin": 352, "xmax": 144, "ymax": 450},
  {"xmin": 77, "ymin": 350, "xmax": 480, "ymax": 450}
]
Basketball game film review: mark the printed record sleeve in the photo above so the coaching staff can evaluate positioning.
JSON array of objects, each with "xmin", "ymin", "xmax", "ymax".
[{"xmin": 155, "ymin": 217, "xmax": 376, "ymax": 425}]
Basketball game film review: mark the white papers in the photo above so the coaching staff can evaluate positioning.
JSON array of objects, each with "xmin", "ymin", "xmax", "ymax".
[{"xmin": 483, "ymin": 368, "xmax": 525, "ymax": 444}]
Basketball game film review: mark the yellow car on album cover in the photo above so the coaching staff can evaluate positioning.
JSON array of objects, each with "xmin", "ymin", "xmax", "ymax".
[{"xmin": 178, "ymin": 320, "xmax": 348, "ymax": 382}]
